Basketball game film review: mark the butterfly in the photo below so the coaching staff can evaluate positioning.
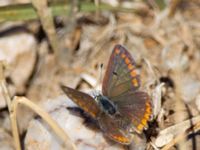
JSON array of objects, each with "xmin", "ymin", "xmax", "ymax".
[{"xmin": 61, "ymin": 44, "xmax": 152, "ymax": 145}]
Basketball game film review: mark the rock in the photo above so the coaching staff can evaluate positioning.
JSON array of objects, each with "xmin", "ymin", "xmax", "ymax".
[
  {"xmin": 0, "ymin": 128, "xmax": 14, "ymax": 150},
  {"xmin": 179, "ymin": 76, "xmax": 200, "ymax": 103},
  {"xmin": 0, "ymin": 32, "xmax": 37, "ymax": 109}
]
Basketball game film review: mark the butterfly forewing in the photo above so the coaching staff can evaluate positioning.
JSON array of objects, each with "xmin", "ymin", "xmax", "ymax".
[
  {"xmin": 102, "ymin": 45, "xmax": 140, "ymax": 98},
  {"xmin": 113, "ymin": 91, "xmax": 152, "ymax": 133},
  {"xmin": 61, "ymin": 85, "xmax": 100, "ymax": 119}
]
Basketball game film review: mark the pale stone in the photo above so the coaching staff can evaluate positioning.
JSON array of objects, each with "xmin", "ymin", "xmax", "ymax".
[
  {"xmin": 0, "ymin": 33, "xmax": 37, "ymax": 109},
  {"xmin": 0, "ymin": 128, "xmax": 14, "ymax": 150}
]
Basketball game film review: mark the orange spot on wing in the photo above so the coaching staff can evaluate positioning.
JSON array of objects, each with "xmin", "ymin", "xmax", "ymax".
[
  {"xmin": 135, "ymin": 101, "xmax": 152, "ymax": 132},
  {"xmin": 146, "ymin": 101, "xmax": 151, "ymax": 107},
  {"xmin": 137, "ymin": 124, "xmax": 144, "ymax": 131},
  {"xmin": 144, "ymin": 113, "xmax": 150, "ymax": 120},
  {"xmin": 146, "ymin": 102, "xmax": 152, "ymax": 114},
  {"xmin": 83, "ymin": 105, "xmax": 98, "ymax": 118},
  {"xmin": 115, "ymin": 48, "xmax": 120, "ymax": 54},
  {"xmin": 130, "ymin": 70, "xmax": 137, "ymax": 77},
  {"xmin": 125, "ymin": 58, "xmax": 131, "ymax": 64},
  {"xmin": 111, "ymin": 135, "xmax": 130, "ymax": 144},
  {"xmin": 128, "ymin": 64, "xmax": 134, "ymax": 70},
  {"xmin": 121, "ymin": 53, "xmax": 126, "ymax": 58},
  {"xmin": 141, "ymin": 118, "xmax": 147, "ymax": 126},
  {"xmin": 132, "ymin": 78, "xmax": 138, "ymax": 87}
]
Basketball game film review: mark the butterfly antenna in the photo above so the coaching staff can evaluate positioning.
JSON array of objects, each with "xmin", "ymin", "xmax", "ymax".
[
  {"xmin": 100, "ymin": 63, "xmax": 104, "ymax": 84},
  {"xmin": 95, "ymin": 63, "xmax": 104, "ymax": 91}
]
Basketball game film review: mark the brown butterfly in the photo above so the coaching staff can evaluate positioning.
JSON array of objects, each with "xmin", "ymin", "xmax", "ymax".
[{"xmin": 61, "ymin": 44, "xmax": 152, "ymax": 145}]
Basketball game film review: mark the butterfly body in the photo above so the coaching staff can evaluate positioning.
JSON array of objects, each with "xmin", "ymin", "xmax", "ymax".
[
  {"xmin": 95, "ymin": 95, "xmax": 117, "ymax": 115},
  {"xmin": 61, "ymin": 44, "xmax": 152, "ymax": 145}
]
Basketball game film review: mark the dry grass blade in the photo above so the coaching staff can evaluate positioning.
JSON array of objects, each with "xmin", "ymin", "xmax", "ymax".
[
  {"xmin": 31, "ymin": 0, "xmax": 59, "ymax": 62},
  {"xmin": 0, "ymin": 61, "xmax": 21, "ymax": 150},
  {"xmin": 0, "ymin": 61, "xmax": 11, "ymax": 112}
]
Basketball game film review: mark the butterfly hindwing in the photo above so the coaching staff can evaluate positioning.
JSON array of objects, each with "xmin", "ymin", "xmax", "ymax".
[
  {"xmin": 98, "ymin": 112, "xmax": 132, "ymax": 145},
  {"xmin": 61, "ymin": 85, "xmax": 100, "ymax": 119},
  {"xmin": 113, "ymin": 91, "xmax": 152, "ymax": 133},
  {"xmin": 102, "ymin": 45, "xmax": 140, "ymax": 98}
]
